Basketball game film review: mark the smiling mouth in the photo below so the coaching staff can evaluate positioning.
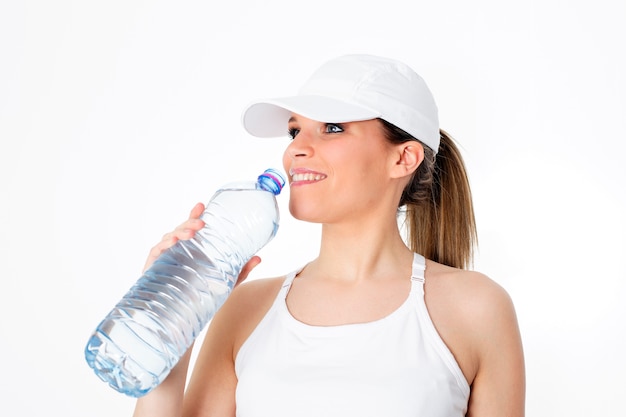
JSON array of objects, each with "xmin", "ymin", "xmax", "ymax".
[{"xmin": 289, "ymin": 169, "xmax": 327, "ymax": 183}]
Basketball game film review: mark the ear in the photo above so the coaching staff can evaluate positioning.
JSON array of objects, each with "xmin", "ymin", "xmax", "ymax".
[{"xmin": 390, "ymin": 142, "xmax": 424, "ymax": 179}]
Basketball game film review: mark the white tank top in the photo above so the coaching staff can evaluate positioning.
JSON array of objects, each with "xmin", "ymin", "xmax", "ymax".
[{"xmin": 235, "ymin": 253, "xmax": 470, "ymax": 416}]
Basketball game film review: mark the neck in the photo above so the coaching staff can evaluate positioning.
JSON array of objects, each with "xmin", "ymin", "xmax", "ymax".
[{"xmin": 309, "ymin": 213, "xmax": 414, "ymax": 282}]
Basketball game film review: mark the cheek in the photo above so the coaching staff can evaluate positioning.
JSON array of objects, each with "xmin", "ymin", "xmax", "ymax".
[{"xmin": 282, "ymin": 150, "xmax": 290, "ymax": 175}]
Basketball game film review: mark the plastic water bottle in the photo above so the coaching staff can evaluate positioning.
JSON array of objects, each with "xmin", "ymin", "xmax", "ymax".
[{"xmin": 84, "ymin": 168, "xmax": 285, "ymax": 397}]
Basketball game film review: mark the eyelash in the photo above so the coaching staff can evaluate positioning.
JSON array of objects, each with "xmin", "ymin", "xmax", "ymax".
[
  {"xmin": 287, "ymin": 127, "xmax": 299, "ymax": 139},
  {"xmin": 287, "ymin": 123, "xmax": 344, "ymax": 139}
]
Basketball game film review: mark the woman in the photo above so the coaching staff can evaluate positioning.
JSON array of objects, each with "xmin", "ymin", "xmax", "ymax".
[{"xmin": 133, "ymin": 54, "xmax": 525, "ymax": 416}]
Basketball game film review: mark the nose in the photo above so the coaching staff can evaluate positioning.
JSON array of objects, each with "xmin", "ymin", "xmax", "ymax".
[{"xmin": 285, "ymin": 130, "xmax": 313, "ymax": 159}]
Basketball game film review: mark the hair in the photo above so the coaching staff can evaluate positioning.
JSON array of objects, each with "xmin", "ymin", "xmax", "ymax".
[{"xmin": 379, "ymin": 119, "xmax": 477, "ymax": 270}]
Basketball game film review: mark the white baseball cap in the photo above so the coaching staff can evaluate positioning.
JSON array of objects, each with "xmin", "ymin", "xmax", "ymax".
[{"xmin": 241, "ymin": 54, "xmax": 440, "ymax": 153}]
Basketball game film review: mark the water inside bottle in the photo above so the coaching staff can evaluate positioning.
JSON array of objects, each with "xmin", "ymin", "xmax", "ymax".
[{"xmin": 85, "ymin": 185, "xmax": 281, "ymax": 397}]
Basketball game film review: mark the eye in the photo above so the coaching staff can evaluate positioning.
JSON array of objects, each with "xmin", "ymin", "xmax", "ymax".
[
  {"xmin": 287, "ymin": 127, "xmax": 300, "ymax": 140},
  {"xmin": 324, "ymin": 123, "xmax": 344, "ymax": 134}
]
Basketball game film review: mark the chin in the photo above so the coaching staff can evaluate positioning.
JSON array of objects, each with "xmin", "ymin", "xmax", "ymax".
[{"xmin": 288, "ymin": 202, "xmax": 324, "ymax": 224}]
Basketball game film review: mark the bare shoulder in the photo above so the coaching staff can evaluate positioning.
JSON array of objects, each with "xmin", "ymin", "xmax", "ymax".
[
  {"xmin": 427, "ymin": 263, "xmax": 526, "ymax": 415},
  {"xmin": 425, "ymin": 261, "xmax": 517, "ymax": 324},
  {"xmin": 218, "ymin": 276, "xmax": 286, "ymax": 355},
  {"xmin": 229, "ymin": 276, "xmax": 286, "ymax": 306},
  {"xmin": 424, "ymin": 261, "xmax": 524, "ymax": 390}
]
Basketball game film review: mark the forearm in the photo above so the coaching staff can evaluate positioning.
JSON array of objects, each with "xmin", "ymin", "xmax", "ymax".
[{"xmin": 132, "ymin": 347, "xmax": 193, "ymax": 417}]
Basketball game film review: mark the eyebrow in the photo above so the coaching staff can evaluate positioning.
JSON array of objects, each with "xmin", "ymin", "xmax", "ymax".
[{"xmin": 287, "ymin": 116, "xmax": 297, "ymax": 123}]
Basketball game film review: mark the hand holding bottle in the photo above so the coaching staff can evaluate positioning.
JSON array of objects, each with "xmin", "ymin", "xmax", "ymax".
[{"xmin": 143, "ymin": 202, "xmax": 262, "ymax": 285}]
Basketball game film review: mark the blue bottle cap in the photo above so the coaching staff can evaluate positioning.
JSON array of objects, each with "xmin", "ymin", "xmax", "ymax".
[{"xmin": 258, "ymin": 169, "xmax": 286, "ymax": 195}]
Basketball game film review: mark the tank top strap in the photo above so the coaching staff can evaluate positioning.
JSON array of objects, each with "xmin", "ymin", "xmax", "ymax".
[
  {"xmin": 410, "ymin": 253, "xmax": 426, "ymax": 284},
  {"xmin": 279, "ymin": 266, "xmax": 302, "ymax": 299}
]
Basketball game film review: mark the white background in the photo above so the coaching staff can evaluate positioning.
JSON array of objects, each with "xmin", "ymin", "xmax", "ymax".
[{"xmin": 1, "ymin": 1, "xmax": 625, "ymax": 415}]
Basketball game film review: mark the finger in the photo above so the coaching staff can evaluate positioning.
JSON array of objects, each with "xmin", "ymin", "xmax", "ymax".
[
  {"xmin": 143, "ymin": 203, "xmax": 206, "ymax": 273},
  {"xmin": 174, "ymin": 218, "xmax": 205, "ymax": 236},
  {"xmin": 173, "ymin": 203, "xmax": 206, "ymax": 235},
  {"xmin": 189, "ymin": 202, "xmax": 205, "ymax": 219},
  {"xmin": 143, "ymin": 235, "xmax": 178, "ymax": 272},
  {"xmin": 235, "ymin": 256, "xmax": 261, "ymax": 287}
]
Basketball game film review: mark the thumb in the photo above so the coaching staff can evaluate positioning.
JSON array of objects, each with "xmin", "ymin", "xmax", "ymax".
[{"xmin": 235, "ymin": 256, "xmax": 262, "ymax": 287}]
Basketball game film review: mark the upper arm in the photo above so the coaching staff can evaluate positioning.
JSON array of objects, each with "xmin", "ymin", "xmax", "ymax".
[
  {"xmin": 466, "ymin": 281, "xmax": 526, "ymax": 417},
  {"xmin": 182, "ymin": 296, "xmax": 240, "ymax": 417},
  {"xmin": 181, "ymin": 278, "xmax": 283, "ymax": 417}
]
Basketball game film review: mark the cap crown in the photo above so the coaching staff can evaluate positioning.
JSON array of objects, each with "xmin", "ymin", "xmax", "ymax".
[
  {"xmin": 242, "ymin": 54, "xmax": 440, "ymax": 152},
  {"xmin": 299, "ymin": 55, "xmax": 439, "ymax": 151}
]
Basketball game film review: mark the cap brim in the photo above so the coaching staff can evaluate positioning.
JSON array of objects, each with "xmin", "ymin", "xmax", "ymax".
[{"xmin": 242, "ymin": 95, "xmax": 381, "ymax": 138}]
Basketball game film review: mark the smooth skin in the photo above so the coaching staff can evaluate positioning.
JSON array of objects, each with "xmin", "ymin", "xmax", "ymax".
[{"xmin": 133, "ymin": 116, "xmax": 525, "ymax": 417}]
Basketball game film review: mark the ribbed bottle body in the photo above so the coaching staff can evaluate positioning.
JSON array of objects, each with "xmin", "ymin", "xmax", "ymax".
[{"xmin": 85, "ymin": 185, "xmax": 280, "ymax": 397}]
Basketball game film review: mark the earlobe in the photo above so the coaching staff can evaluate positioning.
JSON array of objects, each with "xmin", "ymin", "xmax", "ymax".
[{"xmin": 391, "ymin": 143, "xmax": 424, "ymax": 178}]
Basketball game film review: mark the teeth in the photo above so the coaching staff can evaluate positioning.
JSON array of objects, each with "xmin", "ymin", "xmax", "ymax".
[{"xmin": 292, "ymin": 172, "xmax": 325, "ymax": 182}]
